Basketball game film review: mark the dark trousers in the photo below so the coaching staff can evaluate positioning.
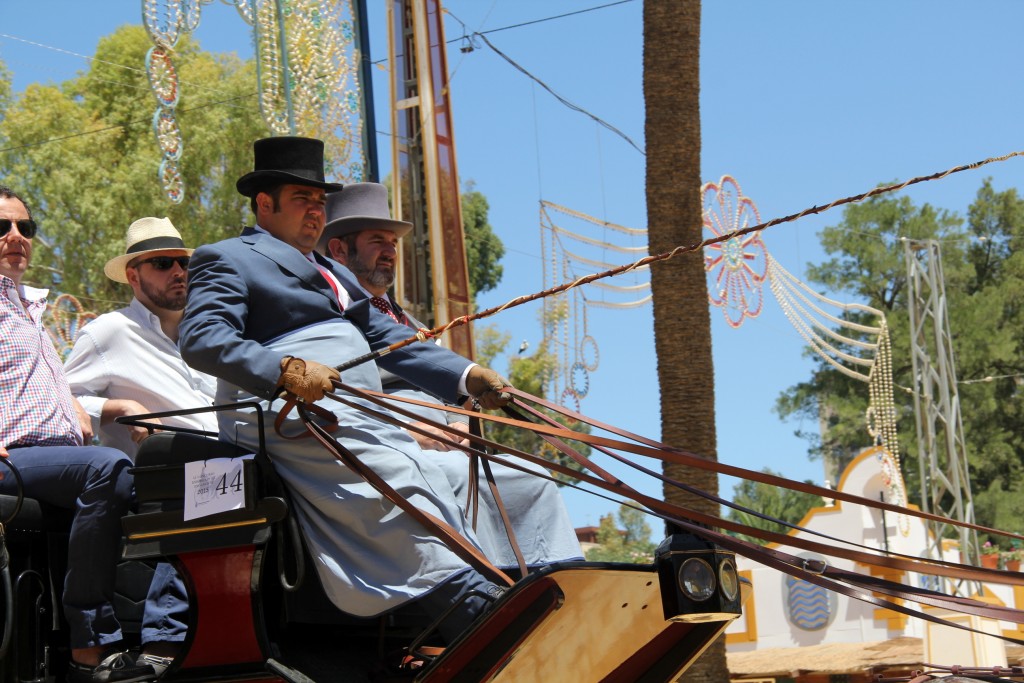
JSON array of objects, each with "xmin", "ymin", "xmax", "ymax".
[{"xmin": 0, "ymin": 445, "xmax": 133, "ymax": 649}]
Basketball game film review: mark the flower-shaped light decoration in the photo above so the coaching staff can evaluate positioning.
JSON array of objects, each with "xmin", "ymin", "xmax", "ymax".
[
  {"xmin": 44, "ymin": 294, "xmax": 97, "ymax": 361},
  {"xmin": 702, "ymin": 175, "xmax": 769, "ymax": 328}
]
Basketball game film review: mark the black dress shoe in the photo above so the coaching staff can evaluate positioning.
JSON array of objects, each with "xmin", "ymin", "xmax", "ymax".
[
  {"xmin": 67, "ymin": 651, "xmax": 156, "ymax": 683},
  {"xmin": 136, "ymin": 653, "xmax": 175, "ymax": 678}
]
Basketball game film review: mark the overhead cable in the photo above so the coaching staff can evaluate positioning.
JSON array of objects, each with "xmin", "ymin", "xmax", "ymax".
[
  {"xmin": 0, "ymin": 92, "xmax": 257, "ymax": 153},
  {"xmin": 474, "ymin": 33, "xmax": 643, "ymax": 155}
]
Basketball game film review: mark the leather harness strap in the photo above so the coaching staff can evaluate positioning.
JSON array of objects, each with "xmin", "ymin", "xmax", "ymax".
[
  {"xmin": 274, "ymin": 379, "xmax": 1024, "ymax": 645},
  {"xmin": 275, "ymin": 387, "xmax": 529, "ymax": 580},
  {"xmin": 337, "ymin": 383, "xmax": 1024, "ymax": 591},
  {"xmin": 401, "ymin": 386, "xmax": 1024, "ymax": 547},
  {"xmin": 496, "ymin": 398, "xmax": 1024, "ymax": 592},
  {"xmin": 328, "ymin": 381, "xmax": 1024, "ymax": 641},
  {"xmin": 360, "ymin": 385, "xmax": 1024, "ymax": 579},
  {"xmin": 469, "ymin": 414, "xmax": 528, "ymax": 578}
]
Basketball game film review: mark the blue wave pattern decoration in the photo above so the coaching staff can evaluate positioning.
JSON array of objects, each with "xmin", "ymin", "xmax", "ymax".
[{"xmin": 786, "ymin": 575, "xmax": 831, "ymax": 630}]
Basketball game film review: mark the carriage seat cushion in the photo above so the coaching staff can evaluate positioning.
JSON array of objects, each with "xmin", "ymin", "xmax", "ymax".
[
  {"xmin": 135, "ymin": 431, "xmax": 249, "ymax": 467},
  {"xmin": 131, "ymin": 432, "xmax": 253, "ymax": 504},
  {"xmin": 0, "ymin": 493, "xmax": 73, "ymax": 533}
]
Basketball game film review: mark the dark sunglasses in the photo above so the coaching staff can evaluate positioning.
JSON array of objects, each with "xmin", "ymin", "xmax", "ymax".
[
  {"xmin": 0, "ymin": 218, "xmax": 38, "ymax": 239},
  {"xmin": 133, "ymin": 255, "xmax": 191, "ymax": 271}
]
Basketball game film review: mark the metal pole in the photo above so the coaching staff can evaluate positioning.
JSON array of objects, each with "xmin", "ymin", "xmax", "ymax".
[
  {"xmin": 354, "ymin": 0, "xmax": 379, "ymax": 181},
  {"xmin": 275, "ymin": 0, "xmax": 296, "ymax": 135}
]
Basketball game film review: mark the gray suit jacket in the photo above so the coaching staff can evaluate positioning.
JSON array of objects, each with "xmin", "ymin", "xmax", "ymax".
[{"xmin": 179, "ymin": 228, "xmax": 472, "ymax": 402}]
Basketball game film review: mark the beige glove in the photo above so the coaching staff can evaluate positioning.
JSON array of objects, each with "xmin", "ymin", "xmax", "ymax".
[
  {"xmin": 278, "ymin": 356, "xmax": 340, "ymax": 403},
  {"xmin": 465, "ymin": 365, "xmax": 512, "ymax": 410}
]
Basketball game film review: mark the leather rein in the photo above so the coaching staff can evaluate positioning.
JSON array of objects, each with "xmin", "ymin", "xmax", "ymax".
[{"xmin": 275, "ymin": 380, "xmax": 1024, "ymax": 647}]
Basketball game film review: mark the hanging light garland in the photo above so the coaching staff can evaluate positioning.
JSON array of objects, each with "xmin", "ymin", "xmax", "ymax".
[
  {"xmin": 702, "ymin": 175, "xmax": 769, "ymax": 328},
  {"xmin": 142, "ymin": 0, "xmax": 366, "ymax": 202},
  {"xmin": 142, "ymin": 0, "xmax": 186, "ymax": 203},
  {"xmin": 702, "ymin": 175, "xmax": 909, "ymax": 534},
  {"xmin": 540, "ymin": 200, "xmax": 650, "ymax": 411},
  {"xmin": 43, "ymin": 294, "xmax": 98, "ymax": 361}
]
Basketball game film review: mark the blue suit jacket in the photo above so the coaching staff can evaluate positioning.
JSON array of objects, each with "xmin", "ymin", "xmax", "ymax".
[{"xmin": 179, "ymin": 228, "xmax": 472, "ymax": 402}]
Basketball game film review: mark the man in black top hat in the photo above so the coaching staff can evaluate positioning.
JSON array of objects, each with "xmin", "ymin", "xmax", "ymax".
[{"xmin": 180, "ymin": 137, "xmax": 511, "ymax": 642}]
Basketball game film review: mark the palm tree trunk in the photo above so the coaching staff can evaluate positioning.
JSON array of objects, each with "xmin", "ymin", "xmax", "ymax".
[{"xmin": 644, "ymin": 1, "xmax": 728, "ymax": 680}]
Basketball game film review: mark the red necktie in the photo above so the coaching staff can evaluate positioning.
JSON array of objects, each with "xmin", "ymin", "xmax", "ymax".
[{"xmin": 370, "ymin": 296, "xmax": 401, "ymax": 323}]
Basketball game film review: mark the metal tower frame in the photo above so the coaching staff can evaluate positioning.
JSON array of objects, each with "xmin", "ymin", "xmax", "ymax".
[
  {"xmin": 903, "ymin": 238, "xmax": 980, "ymax": 572},
  {"xmin": 386, "ymin": 0, "xmax": 475, "ymax": 360}
]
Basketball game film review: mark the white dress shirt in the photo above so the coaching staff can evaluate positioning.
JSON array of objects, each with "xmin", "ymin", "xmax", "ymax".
[{"xmin": 64, "ymin": 297, "xmax": 218, "ymax": 458}]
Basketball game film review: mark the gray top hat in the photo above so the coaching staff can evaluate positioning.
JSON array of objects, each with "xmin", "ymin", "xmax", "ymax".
[
  {"xmin": 236, "ymin": 136, "xmax": 344, "ymax": 198},
  {"xmin": 317, "ymin": 183, "xmax": 413, "ymax": 250}
]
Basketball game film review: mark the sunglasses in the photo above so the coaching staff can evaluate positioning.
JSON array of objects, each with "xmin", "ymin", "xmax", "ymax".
[
  {"xmin": 0, "ymin": 218, "xmax": 38, "ymax": 239},
  {"xmin": 133, "ymin": 255, "xmax": 191, "ymax": 271}
]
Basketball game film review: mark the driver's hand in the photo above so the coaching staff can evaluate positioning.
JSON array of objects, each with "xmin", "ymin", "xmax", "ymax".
[
  {"xmin": 278, "ymin": 356, "xmax": 340, "ymax": 403},
  {"xmin": 409, "ymin": 420, "xmax": 470, "ymax": 452},
  {"xmin": 465, "ymin": 366, "xmax": 511, "ymax": 410}
]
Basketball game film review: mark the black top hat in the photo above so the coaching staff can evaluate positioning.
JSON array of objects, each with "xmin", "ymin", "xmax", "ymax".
[{"xmin": 236, "ymin": 136, "xmax": 345, "ymax": 198}]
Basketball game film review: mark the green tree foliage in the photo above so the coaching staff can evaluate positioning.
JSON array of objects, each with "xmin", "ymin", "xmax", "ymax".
[
  {"xmin": 461, "ymin": 181, "xmax": 504, "ymax": 297},
  {"xmin": 0, "ymin": 26, "xmax": 264, "ymax": 310},
  {"xmin": 585, "ymin": 504, "xmax": 656, "ymax": 563},
  {"xmin": 726, "ymin": 469, "xmax": 821, "ymax": 546},
  {"xmin": 380, "ymin": 176, "xmax": 504, "ymax": 302},
  {"xmin": 775, "ymin": 180, "xmax": 1024, "ymax": 536}
]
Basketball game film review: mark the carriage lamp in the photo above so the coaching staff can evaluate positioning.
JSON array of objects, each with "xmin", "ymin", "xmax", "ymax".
[{"xmin": 655, "ymin": 532, "xmax": 743, "ymax": 622}]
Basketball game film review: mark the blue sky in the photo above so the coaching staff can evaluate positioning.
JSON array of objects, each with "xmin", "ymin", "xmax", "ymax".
[{"xmin": 4, "ymin": 1, "xmax": 1024, "ymax": 530}]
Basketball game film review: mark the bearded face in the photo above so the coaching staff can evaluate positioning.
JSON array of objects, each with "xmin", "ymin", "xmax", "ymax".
[{"xmin": 345, "ymin": 229, "xmax": 400, "ymax": 292}]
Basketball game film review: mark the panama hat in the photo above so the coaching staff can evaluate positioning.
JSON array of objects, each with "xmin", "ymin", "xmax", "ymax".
[
  {"xmin": 317, "ymin": 183, "xmax": 413, "ymax": 252},
  {"xmin": 236, "ymin": 136, "xmax": 345, "ymax": 198},
  {"xmin": 103, "ymin": 217, "xmax": 192, "ymax": 284}
]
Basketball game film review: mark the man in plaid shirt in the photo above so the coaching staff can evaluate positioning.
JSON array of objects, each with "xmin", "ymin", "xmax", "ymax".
[{"xmin": 0, "ymin": 186, "xmax": 155, "ymax": 683}]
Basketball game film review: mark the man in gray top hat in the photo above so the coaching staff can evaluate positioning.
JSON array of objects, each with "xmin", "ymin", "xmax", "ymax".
[
  {"xmin": 180, "ymin": 137, "xmax": 514, "ymax": 643},
  {"xmin": 318, "ymin": 182, "xmax": 583, "ymax": 569}
]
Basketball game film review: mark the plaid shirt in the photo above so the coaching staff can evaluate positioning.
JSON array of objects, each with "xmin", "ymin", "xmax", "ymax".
[{"xmin": 1, "ymin": 275, "xmax": 81, "ymax": 448}]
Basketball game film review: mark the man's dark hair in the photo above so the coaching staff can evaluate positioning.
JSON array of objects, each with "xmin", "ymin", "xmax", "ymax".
[
  {"xmin": 0, "ymin": 185, "xmax": 33, "ymax": 220},
  {"xmin": 249, "ymin": 184, "xmax": 285, "ymax": 216}
]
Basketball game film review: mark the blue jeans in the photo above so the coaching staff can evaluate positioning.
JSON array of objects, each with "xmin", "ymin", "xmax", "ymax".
[
  {"xmin": 142, "ymin": 562, "xmax": 188, "ymax": 644},
  {"xmin": 0, "ymin": 445, "xmax": 134, "ymax": 649}
]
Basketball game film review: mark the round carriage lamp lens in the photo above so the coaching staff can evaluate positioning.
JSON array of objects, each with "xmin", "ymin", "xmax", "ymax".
[
  {"xmin": 719, "ymin": 558, "xmax": 740, "ymax": 601},
  {"xmin": 678, "ymin": 558, "xmax": 716, "ymax": 601}
]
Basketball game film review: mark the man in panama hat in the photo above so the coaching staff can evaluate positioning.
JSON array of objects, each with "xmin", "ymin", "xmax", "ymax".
[
  {"xmin": 67, "ymin": 216, "xmax": 217, "ymax": 457},
  {"xmin": 65, "ymin": 216, "xmax": 220, "ymax": 675},
  {"xmin": 180, "ymin": 137, "xmax": 513, "ymax": 643},
  {"xmin": 318, "ymin": 182, "xmax": 583, "ymax": 570}
]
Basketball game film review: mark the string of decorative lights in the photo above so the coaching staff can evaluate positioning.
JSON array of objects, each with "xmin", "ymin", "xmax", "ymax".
[
  {"xmin": 702, "ymin": 174, "xmax": 908, "ymax": 532},
  {"xmin": 0, "ymin": 93, "xmax": 256, "ymax": 154},
  {"xmin": 140, "ymin": 0, "xmax": 366, "ymax": 201},
  {"xmin": 42, "ymin": 294, "xmax": 98, "ymax": 361},
  {"xmin": 540, "ymin": 200, "xmax": 651, "ymax": 410}
]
